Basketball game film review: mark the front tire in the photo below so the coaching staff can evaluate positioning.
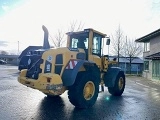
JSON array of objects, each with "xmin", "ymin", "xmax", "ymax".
[
  {"xmin": 108, "ymin": 72, "xmax": 125, "ymax": 96},
  {"xmin": 68, "ymin": 72, "xmax": 99, "ymax": 108}
]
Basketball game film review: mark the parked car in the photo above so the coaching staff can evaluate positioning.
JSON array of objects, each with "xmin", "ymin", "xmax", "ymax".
[{"xmin": 0, "ymin": 60, "xmax": 7, "ymax": 64}]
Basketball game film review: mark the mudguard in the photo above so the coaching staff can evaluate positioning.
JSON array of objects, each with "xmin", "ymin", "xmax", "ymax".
[
  {"xmin": 104, "ymin": 67, "xmax": 124, "ymax": 87},
  {"xmin": 62, "ymin": 60, "xmax": 100, "ymax": 86}
]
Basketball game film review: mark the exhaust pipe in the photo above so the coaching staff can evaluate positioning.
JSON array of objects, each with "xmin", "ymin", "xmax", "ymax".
[{"xmin": 42, "ymin": 25, "xmax": 50, "ymax": 49}]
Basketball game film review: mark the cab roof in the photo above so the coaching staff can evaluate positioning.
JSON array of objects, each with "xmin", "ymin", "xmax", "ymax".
[{"xmin": 66, "ymin": 28, "xmax": 107, "ymax": 38}]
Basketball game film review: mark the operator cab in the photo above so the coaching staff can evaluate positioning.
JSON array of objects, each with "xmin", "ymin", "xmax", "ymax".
[{"xmin": 67, "ymin": 28, "xmax": 106, "ymax": 59}]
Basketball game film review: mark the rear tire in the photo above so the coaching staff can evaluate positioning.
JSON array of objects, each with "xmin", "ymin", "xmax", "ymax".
[
  {"xmin": 68, "ymin": 72, "xmax": 99, "ymax": 108},
  {"xmin": 108, "ymin": 72, "xmax": 125, "ymax": 96}
]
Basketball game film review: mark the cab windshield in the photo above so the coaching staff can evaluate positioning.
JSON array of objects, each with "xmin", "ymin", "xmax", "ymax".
[{"xmin": 70, "ymin": 32, "xmax": 89, "ymax": 49}]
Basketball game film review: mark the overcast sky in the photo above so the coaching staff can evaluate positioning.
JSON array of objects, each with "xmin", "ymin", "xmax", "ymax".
[{"xmin": 0, "ymin": 0, "xmax": 160, "ymax": 54}]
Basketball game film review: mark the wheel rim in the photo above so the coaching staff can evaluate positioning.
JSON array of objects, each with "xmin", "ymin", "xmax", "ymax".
[
  {"xmin": 83, "ymin": 81, "xmax": 95, "ymax": 100},
  {"xmin": 118, "ymin": 77, "xmax": 124, "ymax": 90}
]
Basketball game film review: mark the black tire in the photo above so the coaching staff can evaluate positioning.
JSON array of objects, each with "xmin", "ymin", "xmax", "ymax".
[
  {"xmin": 108, "ymin": 72, "xmax": 125, "ymax": 96},
  {"xmin": 68, "ymin": 72, "xmax": 99, "ymax": 109}
]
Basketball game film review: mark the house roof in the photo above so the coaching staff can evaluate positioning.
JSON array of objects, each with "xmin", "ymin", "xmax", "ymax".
[
  {"xmin": 145, "ymin": 52, "xmax": 160, "ymax": 60},
  {"xmin": 0, "ymin": 55, "xmax": 19, "ymax": 58},
  {"xmin": 135, "ymin": 28, "xmax": 160, "ymax": 42},
  {"xmin": 109, "ymin": 56, "xmax": 143, "ymax": 64},
  {"xmin": 130, "ymin": 57, "xmax": 144, "ymax": 63},
  {"xmin": 119, "ymin": 57, "xmax": 143, "ymax": 63}
]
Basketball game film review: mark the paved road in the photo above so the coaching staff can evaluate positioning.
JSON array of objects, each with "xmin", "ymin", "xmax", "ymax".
[{"xmin": 0, "ymin": 65, "xmax": 160, "ymax": 120}]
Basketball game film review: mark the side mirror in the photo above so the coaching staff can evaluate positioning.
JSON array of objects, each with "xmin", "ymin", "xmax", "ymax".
[{"xmin": 106, "ymin": 37, "xmax": 110, "ymax": 45}]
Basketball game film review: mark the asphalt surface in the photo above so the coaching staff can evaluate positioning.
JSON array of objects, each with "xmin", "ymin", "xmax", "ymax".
[{"xmin": 0, "ymin": 65, "xmax": 160, "ymax": 120}]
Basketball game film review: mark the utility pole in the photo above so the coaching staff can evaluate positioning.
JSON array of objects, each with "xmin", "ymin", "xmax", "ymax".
[
  {"xmin": 125, "ymin": 36, "xmax": 127, "ymax": 74},
  {"xmin": 117, "ymin": 36, "xmax": 120, "ymax": 67},
  {"xmin": 18, "ymin": 41, "xmax": 19, "ymax": 55}
]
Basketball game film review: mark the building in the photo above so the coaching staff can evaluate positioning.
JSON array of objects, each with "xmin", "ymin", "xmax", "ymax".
[
  {"xmin": 110, "ymin": 56, "xmax": 143, "ymax": 75},
  {"xmin": 135, "ymin": 28, "xmax": 160, "ymax": 80}
]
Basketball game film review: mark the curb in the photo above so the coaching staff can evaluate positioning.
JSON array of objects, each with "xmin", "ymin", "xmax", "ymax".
[{"xmin": 126, "ymin": 75, "xmax": 160, "ymax": 85}]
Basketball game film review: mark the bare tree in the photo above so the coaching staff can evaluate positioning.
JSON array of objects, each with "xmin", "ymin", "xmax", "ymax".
[
  {"xmin": 111, "ymin": 25, "xmax": 125, "ymax": 66},
  {"xmin": 68, "ymin": 20, "xmax": 84, "ymax": 32},
  {"xmin": 51, "ymin": 20, "xmax": 84, "ymax": 48},
  {"xmin": 50, "ymin": 29, "xmax": 65, "ymax": 47},
  {"xmin": 124, "ymin": 39, "xmax": 143, "ymax": 74},
  {"xmin": 0, "ymin": 50, "xmax": 9, "ymax": 55}
]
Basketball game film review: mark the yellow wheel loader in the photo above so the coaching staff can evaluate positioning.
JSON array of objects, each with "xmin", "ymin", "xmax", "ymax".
[{"xmin": 18, "ymin": 26, "xmax": 125, "ymax": 108}]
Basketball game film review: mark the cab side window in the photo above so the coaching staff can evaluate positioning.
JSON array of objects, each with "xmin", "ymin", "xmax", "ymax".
[{"xmin": 92, "ymin": 33, "xmax": 102, "ymax": 55}]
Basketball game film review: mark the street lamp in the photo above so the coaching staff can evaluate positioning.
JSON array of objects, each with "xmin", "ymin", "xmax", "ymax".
[{"xmin": 125, "ymin": 36, "xmax": 127, "ymax": 74}]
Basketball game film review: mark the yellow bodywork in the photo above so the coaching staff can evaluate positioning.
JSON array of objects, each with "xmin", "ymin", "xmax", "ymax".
[
  {"xmin": 89, "ymin": 55, "xmax": 101, "ymax": 69},
  {"xmin": 18, "ymin": 70, "xmax": 64, "ymax": 95},
  {"xmin": 18, "ymin": 47, "xmax": 85, "ymax": 95},
  {"xmin": 18, "ymin": 28, "xmax": 115, "ymax": 96},
  {"xmin": 17, "ymin": 27, "xmax": 125, "ymax": 109}
]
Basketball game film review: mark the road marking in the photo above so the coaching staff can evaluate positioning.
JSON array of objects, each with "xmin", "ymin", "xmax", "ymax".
[{"xmin": 135, "ymin": 82, "xmax": 149, "ymax": 88}]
